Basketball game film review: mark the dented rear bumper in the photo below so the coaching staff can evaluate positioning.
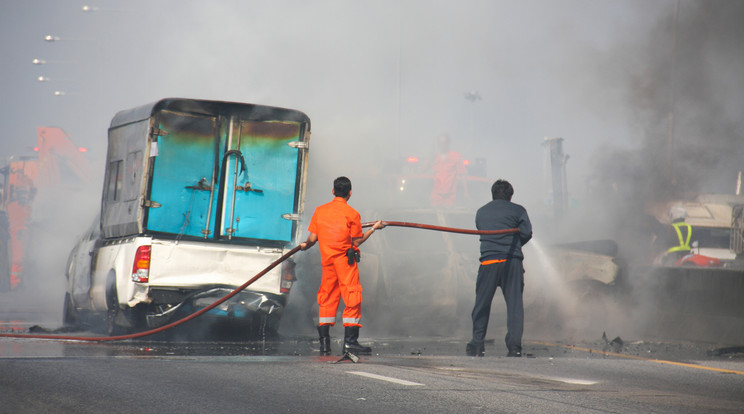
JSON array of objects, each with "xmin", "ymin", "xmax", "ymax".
[{"xmin": 146, "ymin": 287, "xmax": 286, "ymax": 329}]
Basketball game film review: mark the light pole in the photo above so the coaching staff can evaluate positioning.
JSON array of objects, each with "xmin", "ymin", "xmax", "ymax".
[
  {"xmin": 81, "ymin": 4, "xmax": 134, "ymax": 13},
  {"xmin": 464, "ymin": 91, "xmax": 481, "ymax": 152},
  {"xmin": 665, "ymin": 0, "xmax": 679, "ymax": 184},
  {"xmin": 37, "ymin": 76, "xmax": 78, "ymax": 83},
  {"xmin": 32, "ymin": 58, "xmax": 72, "ymax": 65},
  {"xmin": 542, "ymin": 137, "xmax": 570, "ymax": 218}
]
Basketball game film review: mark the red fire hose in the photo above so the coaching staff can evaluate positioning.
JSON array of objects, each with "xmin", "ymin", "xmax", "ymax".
[
  {"xmin": 0, "ymin": 246, "xmax": 301, "ymax": 342},
  {"xmin": 363, "ymin": 221, "xmax": 519, "ymax": 236},
  {"xmin": 0, "ymin": 222, "xmax": 518, "ymax": 342}
]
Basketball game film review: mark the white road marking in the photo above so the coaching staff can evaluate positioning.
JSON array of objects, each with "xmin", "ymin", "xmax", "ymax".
[
  {"xmin": 347, "ymin": 371, "xmax": 424, "ymax": 386},
  {"xmin": 547, "ymin": 377, "xmax": 599, "ymax": 385}
]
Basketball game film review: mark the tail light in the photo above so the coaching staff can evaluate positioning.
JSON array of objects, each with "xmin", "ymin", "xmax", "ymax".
[
  {"xmin": 280, "ymin": 259, "xmax": 296, "ymax": 293},
  {"xmin": 131, "ymin": 245, "xmax": 151, "ymax": 283}
]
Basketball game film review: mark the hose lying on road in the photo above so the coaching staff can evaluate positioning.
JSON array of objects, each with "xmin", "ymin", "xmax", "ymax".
[
  {"xmin": 0, "ymin": 246, "xmax": 301, "ymax": 342},
  {"xmin": 0, "ymin": 222, "xmax": 519, "ymax": 342}
]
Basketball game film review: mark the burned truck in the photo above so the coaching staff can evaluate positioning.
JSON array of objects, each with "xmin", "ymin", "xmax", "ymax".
[
  {"xmin": 64, "ymin": 98, "xmax": 311, "ymax": 336},
  {"xmin": 649, "ymin": 193, "xmax": 744, "ymax": 268}
]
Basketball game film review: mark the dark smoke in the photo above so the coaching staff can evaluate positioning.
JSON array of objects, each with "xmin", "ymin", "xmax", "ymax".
[
  {"xmin": 589, "ymin": 0, "xmax": 744, "ymax": 224},
  {"xmin": 1, "ymin": 1, "xmax": 742, "ymax": 345},
  {"xmin": 578, "ymin": 0, "xmax": 744, "ymax": 344}
]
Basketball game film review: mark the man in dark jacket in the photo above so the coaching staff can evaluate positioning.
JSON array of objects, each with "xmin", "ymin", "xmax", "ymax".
[{"xmin": 466, "ymin": 179, "xmax": 532, "ymax": 357}]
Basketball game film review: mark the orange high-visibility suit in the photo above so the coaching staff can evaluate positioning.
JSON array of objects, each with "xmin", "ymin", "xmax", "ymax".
[
  {"xmin": 431, "ymin": 150, "xmax": 465, "ymax": 207},
  {"xmin": 307, "ymin": 197, "xmax": 364, "ymax": 327}
]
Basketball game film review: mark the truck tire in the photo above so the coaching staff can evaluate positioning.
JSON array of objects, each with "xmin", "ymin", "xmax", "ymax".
[
  {"xmin": 62, "ymin": 292, "xmax": 79, "ymax": 327},
  {"xmin": 106, "ymin": 276, "xmax": 129, "ymax": 336}
]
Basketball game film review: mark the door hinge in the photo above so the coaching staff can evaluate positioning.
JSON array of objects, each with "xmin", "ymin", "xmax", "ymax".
[
  {"xmin": 287, "ymin": 141, "xmax": 308, "ymax": 149},
  {"xmin": 142, "ymin": 199, "xmax": 162, "ymax": 208},
  {"xmin": 150, "ymin": 127, "xmax": 169, "ymax": 141},
  {"xmin": 282, "ymin": 213, "xmax": 299, "ymax": 221}
]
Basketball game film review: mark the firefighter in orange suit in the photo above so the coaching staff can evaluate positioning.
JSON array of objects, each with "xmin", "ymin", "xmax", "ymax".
[
  {"xmin": 300, "ymin": 176, "xmax": 385, "ymax": 355},
  {"xmin": 430, "ymin": 134, "xmax": 467, "ymax": 207}
]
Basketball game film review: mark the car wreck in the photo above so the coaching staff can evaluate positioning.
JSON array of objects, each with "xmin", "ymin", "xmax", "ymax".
[{"xmin": 64, "ymin": 98, "xmax": 310, "ymax": 337}]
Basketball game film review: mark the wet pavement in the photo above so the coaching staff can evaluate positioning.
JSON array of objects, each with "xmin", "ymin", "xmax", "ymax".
[
  {"xmin": 3, "ymin": 318, "xmax": 744, "ymax": 413},
  {"xmin": 2, "ymin": 318, "xmax": 743, "ymax": 364}
]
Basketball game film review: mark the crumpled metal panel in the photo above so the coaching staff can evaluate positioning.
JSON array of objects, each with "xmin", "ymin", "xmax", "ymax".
[
  {"xmin": 148, "ymin": 239, "xmax": 285, "ymax": 295},
  {"xmin": 127, "ymin": 283, "xmax": 151, "ymax": 307},
  {"xmin": 145, "ymin": 288, "xmax": 283, "ymax": 328}
]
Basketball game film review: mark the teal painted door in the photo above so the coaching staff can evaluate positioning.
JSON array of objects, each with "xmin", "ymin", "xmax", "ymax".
[
  {"xmin": 147, "ymin": 111, "xmax": 221, "ymax": 238},
  {"xmin": 146, "ymin": 112, "xmax": 301, "ymax": 244},
  {"xmin": 220, "ymin": 120, "xmax": 301, "ymax": 243}
]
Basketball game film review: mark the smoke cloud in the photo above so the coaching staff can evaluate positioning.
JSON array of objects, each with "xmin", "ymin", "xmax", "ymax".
[{"xmin": 1, "ymin": 1, "xmax": 742, "ymax": 342}]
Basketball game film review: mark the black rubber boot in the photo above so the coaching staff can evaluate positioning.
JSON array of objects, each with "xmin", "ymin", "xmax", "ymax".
[
  {"xmin": 343, "ymin": 326, "xmax": 372, "ymax": 355},
  {"xmin": 318, "ymin": 325, "xmax": 331, "ymax": 355},
  {"xmin": 466, "ymin": 341, "xmax": 485, "ymax": 357},
  {"xmin": 507, "ymin": 346, "xmax": 522, "ymax": 357}
]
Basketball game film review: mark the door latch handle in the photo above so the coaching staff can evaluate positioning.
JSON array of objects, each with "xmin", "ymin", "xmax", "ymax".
[{"xmin": 236, "ymin": 181, "xmax": 263, "ymax": 193}]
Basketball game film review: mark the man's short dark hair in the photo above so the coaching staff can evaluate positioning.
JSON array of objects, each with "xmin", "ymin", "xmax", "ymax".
[
  {"xmin": 491, "ymin": 179, "xmax": 513, "ymax": 201},
  {"xmin": 334, "ymin": 176, "xmax": 352, "ymax": 198}
]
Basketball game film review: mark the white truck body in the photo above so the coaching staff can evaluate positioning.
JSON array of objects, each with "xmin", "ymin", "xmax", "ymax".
[{"xmin": 64, "ymin": 99, "xmax": 310, "ymax": 335}]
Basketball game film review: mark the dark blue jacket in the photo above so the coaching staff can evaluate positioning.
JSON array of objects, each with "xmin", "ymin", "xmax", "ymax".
[{"xmin": 476, "ymin": 199, "xmax": 532, "ymax": 261}]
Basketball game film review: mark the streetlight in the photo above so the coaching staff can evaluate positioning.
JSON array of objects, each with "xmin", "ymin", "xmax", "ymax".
[
  {"xmin": 52, "ymin": 91, "xmax": 80, "ymax": 97},
  {"xmin": 32, "ymin": 58, "xmax": 72, "ymax": 65},
  {"xmin": 37, "ymin": 76, "xmax": 78, "ymax": 83},
  {"xmin": 464, "ymin": 91, "xmax": 482, "ymax": 103},
  {"xmin": 43, "ymin": 34, "xmax": 92, "ymax": 43},
  {"xmin": 81, "ymin": 4, "xmax": 133, "ymax": 13}
]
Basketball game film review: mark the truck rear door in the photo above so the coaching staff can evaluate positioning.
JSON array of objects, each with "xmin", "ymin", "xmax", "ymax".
[
  {"xmin": 220, "ymin": 119, "xmax": 301, "ymax": 243},
  {"xmin": 145, "ymin": 110, "xmax": 305, "ymax": 246}
]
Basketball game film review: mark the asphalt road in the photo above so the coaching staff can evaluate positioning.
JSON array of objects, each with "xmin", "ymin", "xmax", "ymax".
[{"xmin": 1, "ymin": 329, "xmax": 743, "ymax": 414}]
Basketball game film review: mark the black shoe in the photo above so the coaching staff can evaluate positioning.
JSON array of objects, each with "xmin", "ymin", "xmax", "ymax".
[
  {"xmin": 466, "ymin": 342, "xmax": 485, "ymax": 357},
  {"xmin": 318, "ymin": 325, "xmax": 331, "ymax": 355},
  {"xmin": 507, "ymin": 347, "xmax": 522, "ymax": 357},
  {"xmin": 343, "ymin": 326, "xmax": 372, "ymax": 355}
]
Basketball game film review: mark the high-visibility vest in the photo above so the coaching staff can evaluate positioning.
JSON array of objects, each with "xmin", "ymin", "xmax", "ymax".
[{"xmin": 666, "ymin": 221, "xmax": 692, "ymax": 253}]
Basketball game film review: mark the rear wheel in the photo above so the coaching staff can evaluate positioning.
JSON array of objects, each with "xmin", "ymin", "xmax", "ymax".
[
  {"xmin": 106, "ymin": 278, "xmax": 129, "ymax": 336},
  {"xmin": 62, "ymin": 292, "xmax": 79, "ymax": 327}
]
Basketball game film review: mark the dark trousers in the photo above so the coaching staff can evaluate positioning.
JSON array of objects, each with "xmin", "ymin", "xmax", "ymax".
[{"xmin": 470, "ymin": 259, "xmax": 524, "ymax": 351}]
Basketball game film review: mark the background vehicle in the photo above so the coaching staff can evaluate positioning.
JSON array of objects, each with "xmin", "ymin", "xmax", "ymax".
[
  {"xmin": 0, "ymin": 127, "xmax": 90, "ymax": 291},
  {"xmin": 64, "ymin": 98, "xmax": 311, "ymax": 337},
  {"xmin": 649, "ymin": 193, "xmax": 744, "ymax": 268}
]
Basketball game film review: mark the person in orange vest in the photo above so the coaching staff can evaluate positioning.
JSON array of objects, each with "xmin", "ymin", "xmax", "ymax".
[
  {"xmin": 300, "ymin": 176, "xmax": 385, "ymax": 355},
  {"xmin": 430, "ymin": 134, "xmax": 467, "ymax": 207}
]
